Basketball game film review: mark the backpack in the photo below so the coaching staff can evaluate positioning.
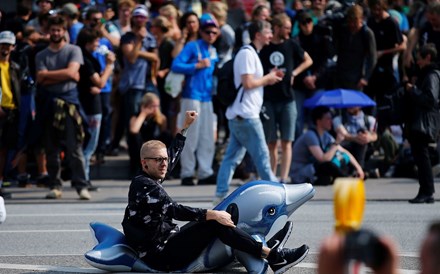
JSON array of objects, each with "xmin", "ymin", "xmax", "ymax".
[{"xmin": 216, "ymin": 46, "xmax": 250, "ymax": 106}]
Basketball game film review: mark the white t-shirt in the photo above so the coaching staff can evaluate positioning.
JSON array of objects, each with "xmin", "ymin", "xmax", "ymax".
[{"xmin": 226, "ymin": 46, "xmax": 264, "ymax": 120}]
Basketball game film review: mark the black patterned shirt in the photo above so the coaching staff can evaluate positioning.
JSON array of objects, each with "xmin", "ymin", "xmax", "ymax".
[{"xmin": 122, "ymin": 133, "xmax": 207, "ymax": 255}]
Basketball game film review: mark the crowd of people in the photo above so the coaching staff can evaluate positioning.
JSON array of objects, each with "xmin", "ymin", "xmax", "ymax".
[{"xmin": 0, "ymin": 0, "xmax": 438, "ymax": 204}]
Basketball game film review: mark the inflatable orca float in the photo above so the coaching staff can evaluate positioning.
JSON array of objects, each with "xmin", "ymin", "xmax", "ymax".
[{"xmin": 85, "ymin": 180, "xmax": 315, "ymax": 273}]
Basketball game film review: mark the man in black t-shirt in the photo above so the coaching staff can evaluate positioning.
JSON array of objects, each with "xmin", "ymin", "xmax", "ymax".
[
  {"xmin": 366, "ymin": 0, "xmax": 405, "ymax": 106},
  {"xmin": 259, "ymin": 13, "xmax": 312, "ymax": 184},
  {"xmin": 417, "ymin": 3, "xmax": 440, "ymax": 64},
  {"xmin": 76, "ymin": 28, "xmax": 115, "ymax": 189}
]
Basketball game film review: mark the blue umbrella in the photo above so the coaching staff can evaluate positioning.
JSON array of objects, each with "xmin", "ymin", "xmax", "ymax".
[{"xmin": 303, "ymin": 89, "xmax": 376, "ymax": 108}]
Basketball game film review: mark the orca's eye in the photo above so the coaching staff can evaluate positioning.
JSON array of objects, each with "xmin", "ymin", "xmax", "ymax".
[{"xmin": 268, "ymin": 207, "xmax": 276, "ymax": 216}]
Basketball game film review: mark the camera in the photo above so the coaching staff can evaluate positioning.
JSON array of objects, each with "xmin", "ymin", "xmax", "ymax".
[{"xmin": 344, "ymin": 229, "xmax": 388, "ymax": 269}]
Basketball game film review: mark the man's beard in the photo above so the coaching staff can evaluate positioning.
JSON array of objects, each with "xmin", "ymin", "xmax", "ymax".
[{"xmin": 50, "ymin": 36, "xmax": 63, "ymax": 44}]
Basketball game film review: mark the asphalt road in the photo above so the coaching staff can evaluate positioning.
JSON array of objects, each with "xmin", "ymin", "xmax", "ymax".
[{"xmin": 0, "ymin": 194, "xmax": 437, "ymax": 274}]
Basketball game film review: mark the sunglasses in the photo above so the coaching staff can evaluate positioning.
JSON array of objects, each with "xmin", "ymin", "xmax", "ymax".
[
  {"xmin": 134, "ymin": 15, "xmax": 148, "ymax": 20},
  {"xmin": 300, "ymin": 18, "xmax": 313, "ymax": 25},
  {"xmin": 144, "ymin": 157, "xmax": 169, "ymax": 164},
  {"xmin": 203, "ymin": 30, "xmax": 218, "ymax": 36}
]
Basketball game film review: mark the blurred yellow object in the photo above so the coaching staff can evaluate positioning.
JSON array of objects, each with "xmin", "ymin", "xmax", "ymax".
[{"xmin": 333, "ymin": 178, "xmax": 365, "ymax": 234}]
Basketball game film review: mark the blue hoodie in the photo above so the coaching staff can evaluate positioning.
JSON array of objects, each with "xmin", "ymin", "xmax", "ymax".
[{"xmin": 171, "ymin": 39, "xmax": 218, "ymax": 102}]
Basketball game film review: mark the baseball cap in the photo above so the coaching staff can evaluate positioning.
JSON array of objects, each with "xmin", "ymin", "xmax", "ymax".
[
  {"xmin": 61, "ymin": 3, "xmax": 79, "ymax": 16},
  {"xmin": 132, "ymin": 5, "xmax": 149, "ymax": 17},
  {"xmin": 200, "ymin": 13, "xmax": 219, "ymax": 29},
  {"xmin": 0, "ymin": 31, "xmax": 16, "ymax": 45}
]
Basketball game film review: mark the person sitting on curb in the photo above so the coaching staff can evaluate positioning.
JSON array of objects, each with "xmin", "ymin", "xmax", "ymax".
[
  {"xmin": 333, "ymin": 106, "xmax": 378, "ymax": 177},
  {"xmin": 290, "ymin": 106, "xmax": 365, "ymax": 185}
]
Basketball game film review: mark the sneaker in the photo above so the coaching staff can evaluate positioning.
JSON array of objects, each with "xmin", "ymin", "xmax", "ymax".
[
  {"xmin": 0, "ymin": 189, "xmax": 12, "ymax": 199},
  {"xmin": 181, "ymin": 177, "xmax": 195, "ymax": 186},
  {"xmin": 36, "ymin": 174, "xmax": 50, "ymax": 188},
  {"xmin": 0, "ymin": 196, "xmax": 6, "ymax": 224},
  {"xmin": 269, "ymin": 245, "xmax": 309, "ymax": 274},
  {"xmin": 46, "ymin": 189, "xmax": 62, "ymax": 199},
  {"xmin": 78, "ymin": 188, "xmax": 91, "ymax": 200},
  {"xmin": 17, "ymin": 173, "xmax": 32, "ymax": 188},
  {"xmin": 198, "ymin": 174, "xmax": 217, "ymax": 185},
  {"xmin": 87, "ymin": 181, "xmax": 99, "ymax": 192},
  {"xmin": 384, "ymin": 165, "xmax": 396, "ymax": 178},
  {"xmin": 267, "ymin": 221, "xmax": 293, "ymax": 249}
]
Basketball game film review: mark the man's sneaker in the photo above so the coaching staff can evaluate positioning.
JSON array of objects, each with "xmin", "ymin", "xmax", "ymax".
[
  {"xmin": 87, "ymin": 181, "xmax": 99, "ymax": 192},
  {"xmin": 0, "ymin": 189, "xmax": 11, "ymax": 199},
  {"xmin": 0, "ymin": 196, "xmax": 6, "ymax": 224},
  {"xmin": 46, "ymin": 189, "xmax": 62, "ymax": 199},
  {"xmin": 17, "ymin": 173, "xmax": 32, "ymax": 188},
  {"xmin": 269, "ymin": 244, "xmax": 309, "ymax": 274},
  {"xmin": 36, "ymin": 174, "xmax": 50, "ymax": 188},
  {"xmin": 78, "ymin": 189, "xmax": 91, "ymax": 200},
  {"xmin": 198, "ymin": 174, "xmax": 217, "ymax": 185},
  {"xmin": 181, "ymin": 177, "xmax": 195, "ymax": 186},
  {"xmin": 267, "ymin": 221, "xmax": 293, "ymax": 249}
]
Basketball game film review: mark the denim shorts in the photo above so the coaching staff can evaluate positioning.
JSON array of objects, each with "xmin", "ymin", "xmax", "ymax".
[{"xmin": 262, "ymin": 100, "xmax": 297, "ymax": 142}]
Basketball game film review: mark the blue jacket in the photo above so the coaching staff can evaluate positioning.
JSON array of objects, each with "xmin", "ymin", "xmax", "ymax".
[{"xmin": 171, "ymin": 39, "xmax": 218, "ymax": 102}]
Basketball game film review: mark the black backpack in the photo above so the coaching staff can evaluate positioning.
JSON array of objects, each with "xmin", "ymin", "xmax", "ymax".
[{"xmin": 216, "ymin": 47, "xmax": 250, "ymax": 106}]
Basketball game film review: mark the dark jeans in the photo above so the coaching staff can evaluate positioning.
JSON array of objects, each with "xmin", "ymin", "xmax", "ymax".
[
  {"xmin": 96, "ymin": 92, "xmax": 112, "ymax": 154},
  {"xmin": 43, "ymin": 113, "xmax": 87, "ymax": 190},
  {"xmin": 142, "ymin": 220, "xmax": 262, "ymax": 271},
  {"xmin": 314, "ymin": 161, "xmax": 347, "ymax": 185},
  {"xmin": 124, "ymin": 89, "xmax": 147, "ymax": 175},
  {"xmin": 408, "ymin": 131, "xmax": 435, "ymax": 196}
]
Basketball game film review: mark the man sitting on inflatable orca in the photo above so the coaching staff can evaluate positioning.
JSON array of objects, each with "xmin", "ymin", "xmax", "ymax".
[{"xmin": 122, "ymin": 110, "xmax": 309, "ymax": 273}]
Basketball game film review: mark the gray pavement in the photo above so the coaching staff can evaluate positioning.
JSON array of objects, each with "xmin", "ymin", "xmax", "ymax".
[
  {"xmin": 1, "ymin": 153, "xmax": 440, "ymax": 273},
  {"xmin": 3, "ymin": 175, "xmax": 440, "ymax": 204}
]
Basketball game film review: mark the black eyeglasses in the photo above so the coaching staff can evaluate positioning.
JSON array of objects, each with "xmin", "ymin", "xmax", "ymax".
[
  {"xmin": 204, "ymin": 30, "xmax": 218, "ymax": 36},
  {"xmin": 144, "ymin": 157, "xmax": 169, "ymax": 164}
]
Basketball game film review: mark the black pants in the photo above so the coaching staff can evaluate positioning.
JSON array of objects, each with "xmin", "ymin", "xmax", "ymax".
[
  {"xmin": 408, "ymin": 131, "xmax": 435, "ymax": 196},
  {"xmin": 142, "ymin": 220, "xmax": 262, "ymax": 271},
  {"xmin": 314, "ymin": 161, "xmax": 347, "ymax": 185}
]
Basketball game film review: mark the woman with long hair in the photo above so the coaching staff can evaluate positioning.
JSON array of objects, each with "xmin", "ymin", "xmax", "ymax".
[{"xmin": 172, "ymin": 11, "xmax": 200, "ymax": 57}]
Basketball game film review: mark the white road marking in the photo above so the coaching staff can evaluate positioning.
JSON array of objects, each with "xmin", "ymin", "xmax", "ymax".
[
  {"xmin": 0, "ymin": 229, "xmax": 90, "ymax": 233},
  {"xmin": 0, "ymin": 263, "xmax": 104, "ymax": 273},
  {"xmin": 296, "ymin": 262, "xmax": 419, "ymax": 273},
  {"xmin": 0, "ymin": 262, "xmax": 421, "ymax": 273},
  {"xmin": 6, "ymin": 213, "xmax": 121, "ymax": 217}
]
